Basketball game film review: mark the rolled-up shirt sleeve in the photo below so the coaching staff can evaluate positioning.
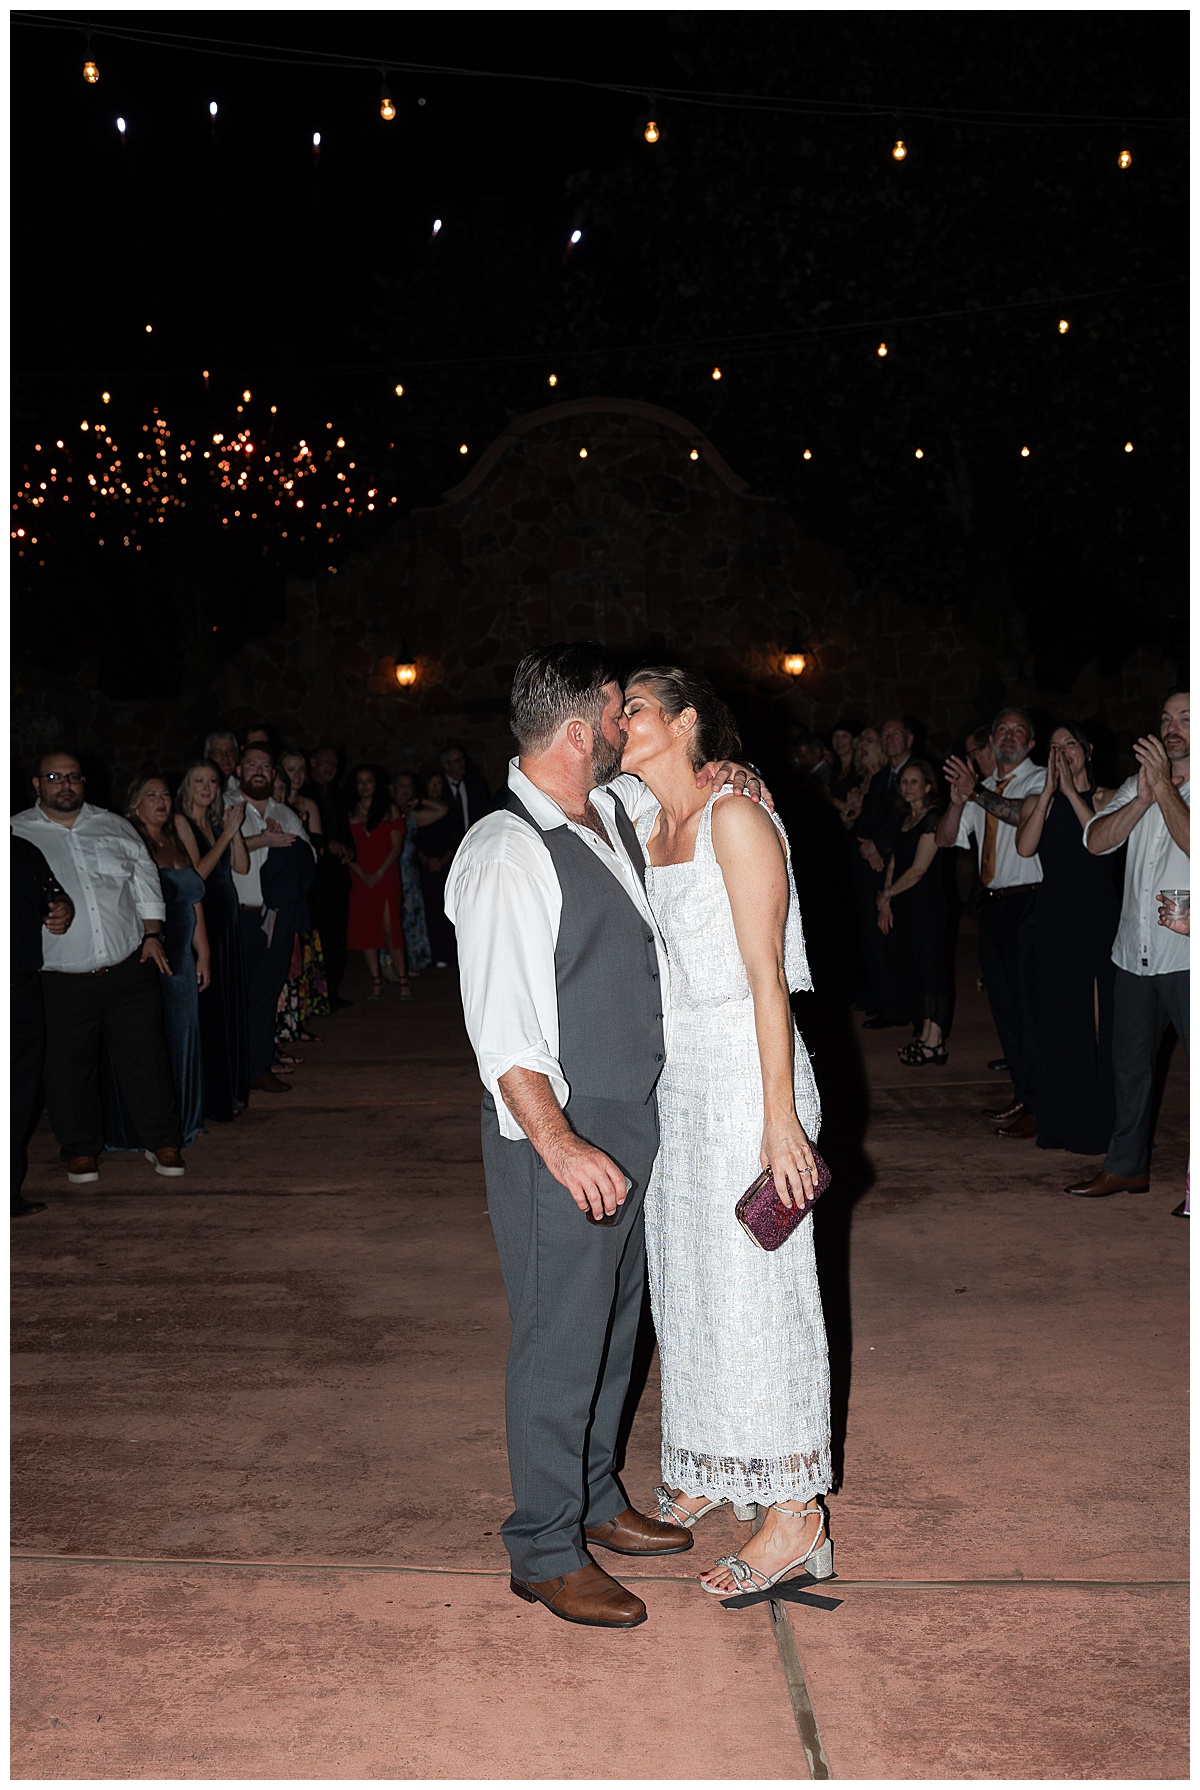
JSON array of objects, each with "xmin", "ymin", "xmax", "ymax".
[
  {"xmin": 125, "ymin": 823, "xmax": 168, "ymax": 923},
  {"xmin": 445, "ymin": 825, "xmax": 567, "ymax": 1141},
  {"xmin": 1082, "ymin": 776, "xmax": 1137, "ymax": 854}
]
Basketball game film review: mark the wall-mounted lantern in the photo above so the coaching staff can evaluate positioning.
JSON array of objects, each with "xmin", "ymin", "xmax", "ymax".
[
  {"xmin": 394, "ymin": 647, "xmax": 418, "ymax": 688},
  {"xmin": 783, "ymin": 644, "xmax": 808, "ymax": 678}
]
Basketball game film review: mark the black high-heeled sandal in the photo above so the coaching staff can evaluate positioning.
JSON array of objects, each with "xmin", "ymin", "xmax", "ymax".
[{"xmin": 909, "ymin": 1041, "xmax": 948, "ymax": 1067}]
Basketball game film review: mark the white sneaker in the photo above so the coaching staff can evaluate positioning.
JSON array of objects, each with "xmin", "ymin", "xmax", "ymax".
[{"xmin": 145, "ymin": 1149, "xmax": 186, "ymax": 1178}]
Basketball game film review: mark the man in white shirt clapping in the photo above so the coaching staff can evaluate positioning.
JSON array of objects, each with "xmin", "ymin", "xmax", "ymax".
[{"xmin": 1065, "ymin": 690, "xmax": 1190, "ymax": 1198}]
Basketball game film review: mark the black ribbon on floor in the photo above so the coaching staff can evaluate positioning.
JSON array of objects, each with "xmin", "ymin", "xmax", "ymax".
[{"xmin": 721, "ymin": 1571, "xmax": 843, "ymax": 1612}]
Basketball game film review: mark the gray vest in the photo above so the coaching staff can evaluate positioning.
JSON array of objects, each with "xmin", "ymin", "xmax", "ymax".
[{"xmin": 507, "ymin": 790, "xmax": 665, "ymax": 1107}]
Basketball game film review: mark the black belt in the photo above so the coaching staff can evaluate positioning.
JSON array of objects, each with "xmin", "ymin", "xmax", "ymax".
[
  {"xmin": 50, "ymin": 947, "xmax": 142, "ymax": 977},
  {"xmin": 984, "ymin": 885, "xmax": 1037, "ymax": 898}
]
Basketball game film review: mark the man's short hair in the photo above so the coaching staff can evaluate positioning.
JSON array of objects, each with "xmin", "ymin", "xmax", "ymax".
[
  {"xmin": 239, "ymin": 742, "xmax": 274, "ymax": 767},
  {"xmin": 34, "ymin": 743, "xmax": 82, "ymax": 776},
  {"xmin": 964, "ymin": 720, "xmax": 992, "ymax": 749},
  {"xmin": 1162, "ymin": 689, "xmax": 1190, "ymax": 706},
  {"xmin": 204, "ymin": 728, "xmax": 237, "ymax": 752},
  {"xmin": 991, "ymin": 706, "xmax": 1035, "ymax": 736},
  {"xmin": 509, "ymin": 641, "xmax": 621, "ymax": 755},
  {"xmin": 881, "ymin": 715, "xmax": 914, "ymax": 737}
]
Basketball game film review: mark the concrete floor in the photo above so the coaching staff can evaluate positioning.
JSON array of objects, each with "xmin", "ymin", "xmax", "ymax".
[{"xmin": 11, "ymin": 932, "xmax": 1189, "ymax": 1779}]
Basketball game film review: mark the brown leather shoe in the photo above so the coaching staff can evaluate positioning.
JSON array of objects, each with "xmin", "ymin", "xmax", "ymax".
[
  {"xmin": 1064, "ymin": 1170, "xmax": 1150, "ymax": 1198},
  {"xmin": 585, "ymin": 1505, "xmax": 694, "ymax": 1556},
  {"xmin": 996, "ymin": 1111, "xmax": 1037, "ymax": 1138},
  {"xmin": 65, "ymin": 1155, "xmax": 99, "ymax": 1184},
  {"xmin": 249, "ymin": 1073, "xmax": 292, "ymax": 1093},
  {"xmin": 983, "ymin": 1098, "xmax": 1023, "ymax": 1122},
  {"xmin": 145, "ymin": 1147, "xmax": 186, "ymax": 1177},
  {"xmin": 510, "ymin": 1561, "xmax": 647, "ymax": 1628}
]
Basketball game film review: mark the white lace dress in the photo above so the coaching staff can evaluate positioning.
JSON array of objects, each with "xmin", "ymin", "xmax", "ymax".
[{"xmin": 637, "ymin": 788, "xmax": 832, "ymax": 1507}]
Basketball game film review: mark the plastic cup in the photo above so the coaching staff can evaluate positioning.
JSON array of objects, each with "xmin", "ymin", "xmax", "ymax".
[{"xmin": 1158, "ymin": 889, "xmax": 1190, "ymax": 919}]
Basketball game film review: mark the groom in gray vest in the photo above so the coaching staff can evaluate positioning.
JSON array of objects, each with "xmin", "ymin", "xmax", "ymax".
[{"xmin": 446, "ymin": 643, "xmax": 755, "ymax": 1628}]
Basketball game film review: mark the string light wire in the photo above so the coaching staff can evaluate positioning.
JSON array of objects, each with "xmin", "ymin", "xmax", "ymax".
[{"xmin": 11, "ymin": 13, "xmax": 1188, "ymax": 129}]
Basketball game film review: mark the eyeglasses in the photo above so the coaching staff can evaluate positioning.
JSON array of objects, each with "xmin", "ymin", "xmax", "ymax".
[{"xmin": 40, "ymin": 771, "xmax": 85, "ymax": 785}]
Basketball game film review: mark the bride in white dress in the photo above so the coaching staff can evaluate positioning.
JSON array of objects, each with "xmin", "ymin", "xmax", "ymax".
[{"xmin": 620, "ymin": 666, "xmax": 833, "ymax": 1594}]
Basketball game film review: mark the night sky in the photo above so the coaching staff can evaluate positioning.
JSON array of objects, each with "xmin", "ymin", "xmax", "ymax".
[{"xmin": 12, "ymin": 11, "xmax": 1189, "ymax": 694}]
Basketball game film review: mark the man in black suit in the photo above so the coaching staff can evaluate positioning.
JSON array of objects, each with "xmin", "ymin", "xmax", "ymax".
[
  {"xmin": 11, "ymin": 835, "xmax": 76, "ymax": 1216},
  {"xmin": 440, "ymin": 743, "xmax": 492, "ymax": 838},
  {"xmin": 308, "ymin": 744, "xmax": 355, "ymax": 1007},
  {"xmin": 855, "ymin": 716, "xmax": 914, "ymax": 1029}
]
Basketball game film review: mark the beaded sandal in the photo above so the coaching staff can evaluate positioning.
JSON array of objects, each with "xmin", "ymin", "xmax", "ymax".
[
  {"xmin": 700, "ymin": 1503, "xmax": 833, "ymax": 1595},
  {"xmin": 654, "ymin": 1485, "xmax": 757, "ymax": 1527}
]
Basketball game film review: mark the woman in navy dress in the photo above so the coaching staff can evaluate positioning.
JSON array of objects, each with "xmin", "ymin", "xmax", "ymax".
[
  {"xmin": 1016, "ymin": 723, "xmax": 1120, "ymax": 1154},
  {"xmin": 176, "ymin": 759, "xmax": 251, "ymax": 1122},
  {"xmin": 877, "ymin": 761, "xmax": 951, "ymax": 1064},
  {"xmin": 103, "ymin": 775, "xmax": 209, "ymax": 1149}
]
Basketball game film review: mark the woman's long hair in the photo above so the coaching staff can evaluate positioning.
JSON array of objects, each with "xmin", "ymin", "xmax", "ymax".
[
  {"xmin": 624, "ymin": 665, "xmax": 741, "ymax": 769},
  {"xmin": 346, "ymin": 762, "xmax": 392, "ymax": 832},
  {"xmin": 899, "ymin": 759, "xmax": 941, "ymax": 816},
  {"xmin": 125, "ymin": 771, "xmax": 182, "ymax": 852},
  {"xmin": 175, "ymin": 758, "xmax": 224, "ymax": 838}
]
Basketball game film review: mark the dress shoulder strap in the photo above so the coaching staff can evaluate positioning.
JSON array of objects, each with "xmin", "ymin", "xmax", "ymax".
[{"xmin": 697, "ymin": 785, "xmax": 736, "ymax": 863}]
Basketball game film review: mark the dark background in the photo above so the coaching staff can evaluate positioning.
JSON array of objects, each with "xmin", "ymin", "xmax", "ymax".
[{"xmin": 12, "ymin": 10, "xmax": 1189, "ymax": 695}]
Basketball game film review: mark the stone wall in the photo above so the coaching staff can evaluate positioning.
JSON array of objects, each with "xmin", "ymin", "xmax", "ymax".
[{"xmin": 12, "ymin": 397, "xmax": 1182, "ymax": 803}]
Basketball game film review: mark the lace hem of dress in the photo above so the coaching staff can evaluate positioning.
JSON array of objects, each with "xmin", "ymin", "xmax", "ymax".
[{"xmin": 664, "ymin": 1444, "xmax": 832, "ymax": 1506}]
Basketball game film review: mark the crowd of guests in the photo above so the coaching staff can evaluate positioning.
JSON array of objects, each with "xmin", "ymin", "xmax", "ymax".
[
  {"xmin": 790, "ymin": 692, "xmax": 1190, "ymax": 1208},
  {"xmin": 12, "ymin": 692, "xmax": 1188, "ymax": 1218},
  {"xmin": 10, "ymin": 729, "xmax": 496, "ymax": 1215}
]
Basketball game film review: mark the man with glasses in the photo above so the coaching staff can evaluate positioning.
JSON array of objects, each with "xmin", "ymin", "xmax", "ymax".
[{"xmin": 11, "ymin": 749, "xmax": 184, "ymax": 1184}]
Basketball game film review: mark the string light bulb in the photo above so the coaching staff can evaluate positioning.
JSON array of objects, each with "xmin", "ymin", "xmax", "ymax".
[
  {"xmin": 242, "ymin": 389, "xmax": 251, "ymax": 402},
  {"xmin": 569, "ymin": 229, "xmax": 582, "ymax": 244},
  {"xmin": 802, "ymin": 448, "xmax": 812, "ymax": 461},
  {"xmin": 459, "ymin": 443, "xmax": 469, "ymax": 455},
  {"xmin": 547, "ymin": 374, "xmax": 557, "ymax": 387},
  {"xmin": 892, "ymin": 138, "xmax": 907, "ymax": 161},
  {"xmin": 689, "ymin": 449, "xmax": 699, "ymax": 461},
  {"xmin": 578, "ymin": 448, "xmax": 588, "ymax": 459},
  {"xmin": 1124, "ymin": 440, "xmax": 1134, "ymax": 453},
  {"xmin": 711, "ymin": 366, "xmax": 722, "ymax": 381},
  {"xmin": 1118, "ymin": 147, "xmax": 1132, "ymax": 169},
  {"xmin": 1058, "ymin": 319, "xmax": 1070, "ymax": 334},
  {"xmin": 83, "ymin": 58, "xmax": 99, "ymax": 84},
  {"xmin": 393, "ymin": 383, "xmax": 405, "ymax": 397},
  {"xmin": 644, "ymin": 119, "xmax": 659, "ymax": 143},
  {"xmin": 1020, "ymin": 446, "xmax": 1031, "ymax": 457},
  {"xmin": 101, "ymin": 391, "xmax": 111, "ymax": 405},
  {"xmin": 312, "ymin": 132, "xmax": 321, "ymax": 150},
  {"xmin": 914, "ymin": 448, "xmax": 924, "ymax": 459},
  {"xmin": 380, "ymin": 85, "xmax": 396, "ymax": 122},
  {"xmin": 116, "ymin": 117, "xmax": 126, "ymax": 134},
  {"xmin": 431, "ymin": 218, "xmax": 442, "ymax": 236},
  {"xmin": 877, "ymin": 342, "xmax": 889, "ymax": 358},
  {"xmin": 209, "ymin": 101, "xmax": 218, "ymax": 118}
]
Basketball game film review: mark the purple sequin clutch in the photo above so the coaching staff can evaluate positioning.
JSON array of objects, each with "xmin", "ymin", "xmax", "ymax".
[{"xmin": 735, "ymin": 1150, "xmax": 831, "ymax": 1250}]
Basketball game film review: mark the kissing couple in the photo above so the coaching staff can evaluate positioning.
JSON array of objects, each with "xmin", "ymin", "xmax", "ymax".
[{"xmin": 446, "ymin": 641, "xmax": 833, "ymax": 1627}]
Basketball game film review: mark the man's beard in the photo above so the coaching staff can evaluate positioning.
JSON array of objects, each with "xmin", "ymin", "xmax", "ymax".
[
  {"xmin": 1164, "ymin": 736, "xmax": 1189, "ymax": 760},
  {"xmin": 590, "ymin": 732, "xmax": 624, "ymax": 786},
  {"xmin": 43, "ymin": 791, "xmax": 83, "ymax": 813},
  {"xmin": 994, "ymin": 744, "xmax": 1023, "ymax": 768}
]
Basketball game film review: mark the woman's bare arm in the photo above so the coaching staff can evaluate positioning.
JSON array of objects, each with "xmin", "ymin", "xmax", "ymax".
[{"xmin": 710, "ymin": 796, "xmax": 818, "ymax": 1206}]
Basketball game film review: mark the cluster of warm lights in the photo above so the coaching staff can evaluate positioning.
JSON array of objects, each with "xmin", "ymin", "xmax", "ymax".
[{"xmin": 12, "ymin": 404, "xmax": 400, "ymax": 564}]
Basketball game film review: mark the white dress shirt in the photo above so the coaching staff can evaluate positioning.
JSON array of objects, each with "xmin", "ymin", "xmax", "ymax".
[
  {"xmin": 10, "ymin": 802, "xmax": 166, "ymax": 972},
  {"xmin": 226, "ymin": 795, "xmax": 308, "ymax": 907},
  {"xmin": 953, "ymin": 756, "xmax": 1047, "ymax": 887},
  {"xmin": 1083, "ymin": 775, "xmax": 1190, "ymax": 976},
  {"xmin": 444, "ymin": 762, "xmax": 668, "ymax": 1141}
]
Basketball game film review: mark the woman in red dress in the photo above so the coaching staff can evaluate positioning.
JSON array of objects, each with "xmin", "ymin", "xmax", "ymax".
[{"xmin": 346, "ymin": 764, "xmax": 410, "ymax": 1001}]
